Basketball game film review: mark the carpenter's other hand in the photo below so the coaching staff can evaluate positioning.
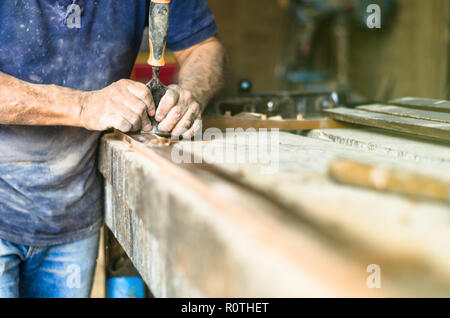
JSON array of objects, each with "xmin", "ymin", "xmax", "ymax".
[
  {"xmin": 155, "ymin": 84, "xmax": 202, "ymax": 138},
  {"xmin": 79, "ymin": 79, "xmax": 155, "ymax": 133}
]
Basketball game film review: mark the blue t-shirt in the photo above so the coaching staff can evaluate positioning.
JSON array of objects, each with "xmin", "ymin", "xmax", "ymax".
[{"xmin": 0, "ymin": 0, "xmax": 217, "ymax": 246}]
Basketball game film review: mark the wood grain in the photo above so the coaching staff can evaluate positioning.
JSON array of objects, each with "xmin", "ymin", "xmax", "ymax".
[
  {"xmin": 202, "ymin": 114, "xmax": 348, "ymax": 131},
  {"xmin": 100, "ymin": 132, "xmax": 386, "ymax": 297},
  {"xmin": 101, "ymin": 129, "xmax": 450, "ymax": 296},
  {"xmin": 324, "ymin": 108, "xmax": 450, "ymax": 142},
  {"xmin": 172, "ymin": 131, "xmax": 450, "ymax": 295},
  {"xmin": 308, "ymin": 128, "xmax": 450, "ymax": 165},
  {"xmin": 357, "ymin": 104, "xmax": 450, "ymax": 124},
  {"xmin": 390, "ymin": 97, "xmax": 450, "ymax": 113}
]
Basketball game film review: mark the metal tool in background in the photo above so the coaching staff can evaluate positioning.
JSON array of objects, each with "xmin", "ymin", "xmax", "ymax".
[
  {"xmin": 212, "ymin": 82, "xmax": 340, "ymax": 119},
  {"xmin": 204, "ymin": 85, "xmax": 344, "ymax": 132},
  {"xmin": 146, "ymin": 0, "xmax": 171, "ymax": 137}
]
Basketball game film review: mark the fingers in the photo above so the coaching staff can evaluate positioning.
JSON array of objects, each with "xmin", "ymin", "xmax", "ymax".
[
  {"xmin": 125, "ymin": 80, "xmax": 156, "ymax": 117},
  {"xmin": 82, "ymin": 79, "xmax": 157, "ymax": 132},
  {"xmin": 155, "ymin": 85, "xmax": 180, "ymax": 122},
  {"xmin": 111, "ymin": 99, "xmax": 142, "ymax": 132},
  {"xmin": 171, "ymin": 102, "xmax": 202, "ymax": 137},
  {"xmin": 113, "ymin": 79, "xmax": 155, "ymax": 132},
  {"xmin": 106, "ymin": 113, "xmax": 133, "ymax": 132},
  {"xmin": 104, "ymin": 81, "xmax": 202, "ymax": 136},
  {"xmin": 157, "ymin": 85, "xmax": 202, "ymax": 135},
  {"xmin": 181, "ymin": 118, "xmax": 202, "ymax": 139},
  {"xmin": 119, "ymin": 89, "xmax": 152, "ymax": 132},
  {"xmin": 157, "ymin": 104, "xmax": 189, "ymax": 133}
]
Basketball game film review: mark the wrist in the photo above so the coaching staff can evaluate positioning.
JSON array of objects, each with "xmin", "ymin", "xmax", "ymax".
[
  {"xmin": 34, "ymin": 83, "xmax": 86, "ymax": 127},
  {"xmin": 74, "ymin": 91, "xmax": 88, "ymax": 128},
  {"xmin": 62, "ymin": 88, "xmax": 87, "ymax": 128},
  {"xmin": 178, "ymin": 83, "xmax": 208, "ymax": 111}
]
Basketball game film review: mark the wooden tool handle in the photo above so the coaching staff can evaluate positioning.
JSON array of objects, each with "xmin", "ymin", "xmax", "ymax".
[{"xmin": 148, "ymin": 0, "xmax": 171, "ymax": 67}]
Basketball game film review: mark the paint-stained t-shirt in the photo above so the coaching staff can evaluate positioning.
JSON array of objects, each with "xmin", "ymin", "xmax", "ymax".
[{"xmin": 0, "ymin": 0, "xmax": 218, "ymax": 246}]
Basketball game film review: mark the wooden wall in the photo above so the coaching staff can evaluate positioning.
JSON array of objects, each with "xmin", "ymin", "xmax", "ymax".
[
  {"xmin": 207, "ymin": 0, "xmax": 289, "ymax": 95},
  {"xmin": 349, "ymin": 0, "xmax": 450, "ymax": 100},
  {"xmin": 207, "ymin": 0, "xmax": 449, "ymax": 101}
]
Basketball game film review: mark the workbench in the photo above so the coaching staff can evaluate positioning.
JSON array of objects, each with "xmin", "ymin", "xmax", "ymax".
[{"xmin": 98, "ymin": 127, "xmax": 450, "ymax": 297}]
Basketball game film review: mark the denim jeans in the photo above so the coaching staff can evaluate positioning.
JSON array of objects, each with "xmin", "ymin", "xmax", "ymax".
[{"xmin": 0, "ymin": 232, "xmax": 100, "ymax": 298}]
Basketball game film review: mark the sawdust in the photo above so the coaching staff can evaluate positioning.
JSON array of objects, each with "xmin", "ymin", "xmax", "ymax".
[{"xmin": 147, "ymin": 137, "xmax": 173, "ymax": 147}]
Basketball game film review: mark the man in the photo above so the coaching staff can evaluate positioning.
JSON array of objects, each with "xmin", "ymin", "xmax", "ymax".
[{"xmin": 0, "ymin": 0, "xmax": 225, "ymax": 297}]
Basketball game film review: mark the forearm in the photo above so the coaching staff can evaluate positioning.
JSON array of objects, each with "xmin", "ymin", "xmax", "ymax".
[
  {"xmin": 175, "ymin": 37, "xmax": 226, "ymax": 108},
  {"xmin": 0, "ymin": 71, "xmax": 82, "ymax": 126}
]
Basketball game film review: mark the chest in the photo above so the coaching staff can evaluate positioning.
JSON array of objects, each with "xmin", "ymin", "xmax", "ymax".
[{"xmin": 0, "ymin": 0, "xmax": 147, "ymax": 88}]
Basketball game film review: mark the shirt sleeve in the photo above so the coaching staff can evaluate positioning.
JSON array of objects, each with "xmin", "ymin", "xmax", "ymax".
[{"xmin": 166, "ymin": 0, "xmax": 218, "ymax": 51}]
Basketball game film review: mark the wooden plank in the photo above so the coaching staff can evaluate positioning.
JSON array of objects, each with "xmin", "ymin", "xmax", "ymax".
[
  {"xmin": 323, "ymin": 108, "xmax": 450, "ymax": 142},
  {"xmin": 357, "ymin": 104, "xmax": 450, "ymax": 124},
  {"xmin": 308, "ymin": 128, "xmax": 450, "ymax": 165},
  {"xmin": 202, "ymin": 114, "xmax": 348, "ymax": 131},
  {"xmin": 328, "ymin": 158, "xmax": 450, "ymax": 203},
  {"xmin": 390, "ymin": 97, "xmax": 450, "ymax": 113}
]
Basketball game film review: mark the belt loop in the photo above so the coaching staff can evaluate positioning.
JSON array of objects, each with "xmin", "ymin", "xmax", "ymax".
[{"xmin": 24, "ymin": 246, "xmax": 35, "ymax": 259}]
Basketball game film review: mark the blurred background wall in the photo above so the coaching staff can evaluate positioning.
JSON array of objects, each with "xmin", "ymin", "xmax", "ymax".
[
  {"xmin": 208, "ymin": 0, "xmax": 450, "ymax": 103},
  {"xmin": 208, "ymin": 0, "xmax": 290, "ymax": 96}
]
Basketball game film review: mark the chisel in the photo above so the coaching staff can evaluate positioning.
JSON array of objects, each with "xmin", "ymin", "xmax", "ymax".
[{"xmin": 146, "ymin": 0, "xmax": 171, "ymax": 137}]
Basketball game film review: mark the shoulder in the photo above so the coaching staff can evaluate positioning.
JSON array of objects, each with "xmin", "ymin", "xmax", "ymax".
[{"xmin": 167, "ymin": 0, "xmax": 218, "ymax": 51}]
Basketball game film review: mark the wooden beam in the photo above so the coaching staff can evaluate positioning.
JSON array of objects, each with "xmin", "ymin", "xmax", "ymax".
[
  {"xmin": 99, "ymin": 132, "xmax": 385, "ymax": 297},
  {"xmin": 357, "ymin": 104, "xmax": 450, "ymax": 124},
  {"xmin": 100, "ymin": 130, "xmax": 450, "ymax": 296},
  {"xmin": 323, "ymin": 108, "xmax": 450, "ymax": 142},
  {"xmin": 390, "ymin": 97, "xmax": 450, "ymax": 113}
]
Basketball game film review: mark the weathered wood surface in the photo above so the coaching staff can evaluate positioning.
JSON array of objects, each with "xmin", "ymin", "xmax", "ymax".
[
  {"xmin": 202, "ymin": 114, "xmax": 347, "ymax": 131},
  {"xmin": 357, "ymin": 104, "xmax": 450, "ymax": 124},
  {"xmin": 390, "ymin": 97, "xmax": 450, "ymax": 113},
  {"xmin": 100, "ymin": 129, "xmax": 450, "ymax": 297},
  {"xmin": 99, "ymin": 133, "xmax": 386, "ymax": 297},
  {"xmin": 324, "ymin": 108, "xmax": 450, "ymax": 142},
  {"xmin": 171, "ymin": 132, "xmax": 450, "ymax": 296},
  {"xmin": 308, "ymin": 128, "xmax": 450, "ymax": 165}
]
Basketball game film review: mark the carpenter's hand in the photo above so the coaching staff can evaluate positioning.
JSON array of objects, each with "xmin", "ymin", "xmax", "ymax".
[
  {"xmin": 79, "ymin": 79, "xmax": 155, "ymax": 132},
  {"xmin": 155, "ymin": 84, "xmax": 202, "ymax": 138}
]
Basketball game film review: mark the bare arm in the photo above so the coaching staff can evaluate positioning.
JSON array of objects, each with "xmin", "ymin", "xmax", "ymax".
[
  {"xmin": 0, "ymin": 71, "xmax": 155, "ymax": 132},
  {"xmin": 155, "ymin": 36, "xmax": 226, "ymax": 137},
  {"xmin": 0, "ymin": 72, "xmax": 82, "ymax": 126},
  {"xmin": 177, "ymin": 36, "xmax": 226, "ymax": 108},
  {"xmin": 0, "ymin": 36, "xmax": 226, "ymax": 135}
]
